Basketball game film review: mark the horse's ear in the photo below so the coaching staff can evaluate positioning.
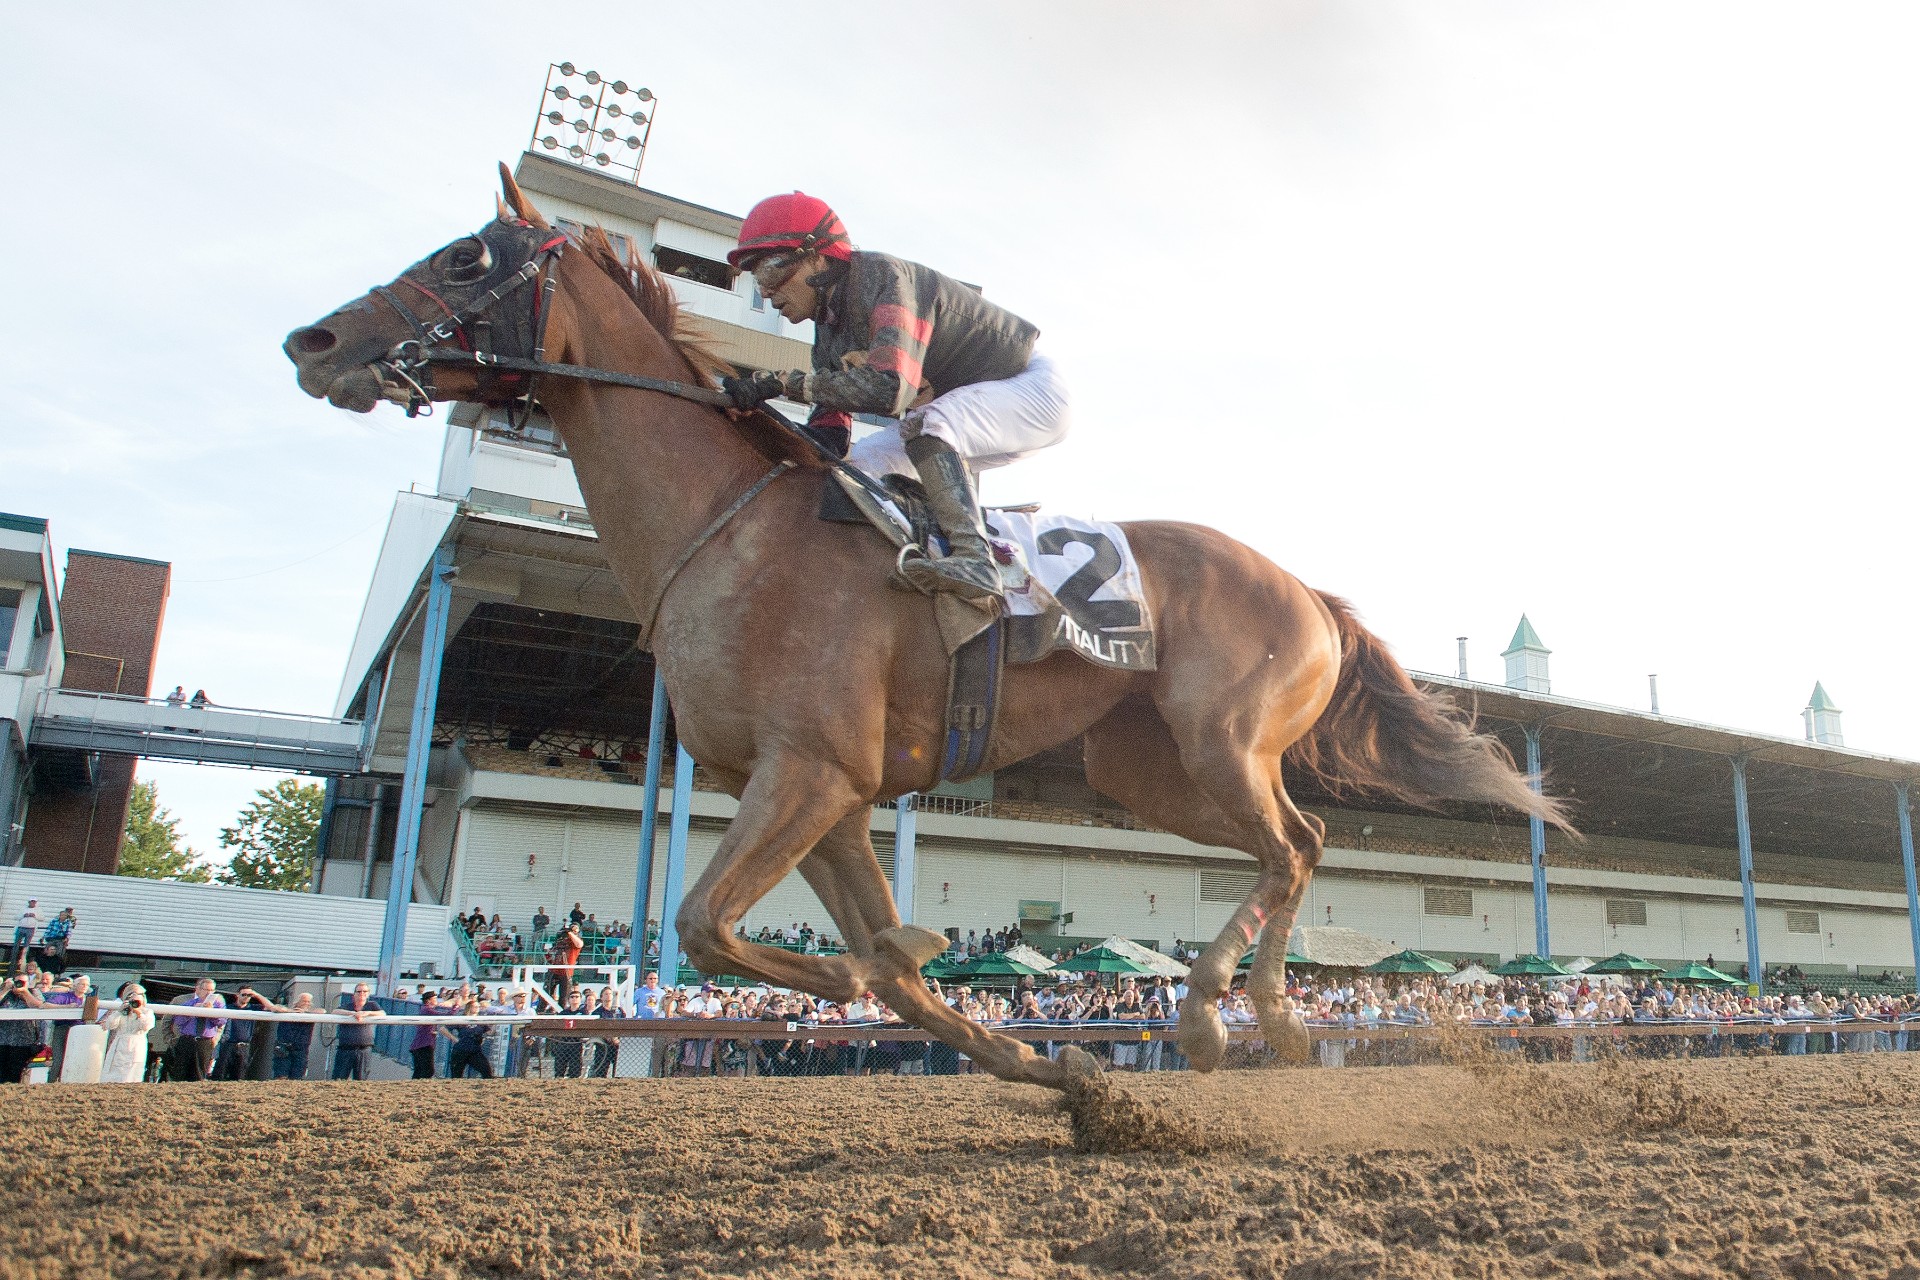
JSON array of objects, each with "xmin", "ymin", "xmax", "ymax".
[
  {"xmin": 498, "ymin": 161, "xmax": 550, "ymax": 229},
  {"xmin": 496, "ymin": 194, "xmax": 513, "ymax": 222}
]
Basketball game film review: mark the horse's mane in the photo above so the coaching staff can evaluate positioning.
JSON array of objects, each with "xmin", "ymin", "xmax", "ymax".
[
  {"xmin": 571, "ymin": 224, "xmax": 729, "ymax": 387},
  {"xmin": 568, "ymin": 222, "xmax": 825, "ymax": 470}
]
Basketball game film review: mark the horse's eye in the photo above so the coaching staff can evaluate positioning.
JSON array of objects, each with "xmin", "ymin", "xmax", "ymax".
[{"xmin": 443, "ymin": 237, "xmax": 492, "ymax": 283}]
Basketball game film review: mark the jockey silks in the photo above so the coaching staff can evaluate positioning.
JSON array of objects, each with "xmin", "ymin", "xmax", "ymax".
[{"xmin": 800, "ymin": 251, "xmax": 1039, "ymax": 430}]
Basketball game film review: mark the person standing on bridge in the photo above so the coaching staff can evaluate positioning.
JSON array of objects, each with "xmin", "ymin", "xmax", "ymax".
[{"xmin": 720, "ymin": 192, "xmax": 1070, "ymax": 603}]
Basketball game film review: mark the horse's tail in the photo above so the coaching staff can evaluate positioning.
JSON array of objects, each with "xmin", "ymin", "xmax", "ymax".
[{"xmin": 1285, "ymin": 592, "xmax": 1574, "ymax": 832}]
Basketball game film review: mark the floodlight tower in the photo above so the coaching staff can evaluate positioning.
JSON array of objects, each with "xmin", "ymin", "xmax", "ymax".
[{"xmin": 528, "ymin": 62, "xmax": 657, "ymax": 184}]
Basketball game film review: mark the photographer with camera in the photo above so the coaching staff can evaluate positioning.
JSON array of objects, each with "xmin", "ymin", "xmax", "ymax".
[
  {"xmin": 0, "ymin": 972, "xmax": 46, "ymax": 1083},
  {"xmin": 102, "ymin": 984, "xmax": 157, "ymax": 1083}
]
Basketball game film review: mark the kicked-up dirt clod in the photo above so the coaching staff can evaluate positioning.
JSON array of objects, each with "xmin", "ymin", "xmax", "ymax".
[{"xmin": 4, "ymin": 1055, "xmax": 1920, "ymax": 1278}]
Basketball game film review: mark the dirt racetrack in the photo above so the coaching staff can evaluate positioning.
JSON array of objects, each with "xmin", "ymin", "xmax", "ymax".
[{"xmin": 5, "ymin": 1053, "xmax": 1920, "ymax": 1279}]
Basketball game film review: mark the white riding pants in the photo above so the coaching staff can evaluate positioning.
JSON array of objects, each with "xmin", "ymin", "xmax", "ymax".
[{"xmin": 847, "ymin": 350, "xmax": 1070, "ymax": 479}]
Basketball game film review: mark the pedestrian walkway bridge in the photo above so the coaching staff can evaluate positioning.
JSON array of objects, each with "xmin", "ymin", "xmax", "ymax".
[{"xmin": 29, "ymin": 689, "xmax": 367, "ymax": 774}]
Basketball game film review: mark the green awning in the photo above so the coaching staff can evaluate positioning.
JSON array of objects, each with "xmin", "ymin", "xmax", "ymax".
[
  {"xmin": 1365, "ymin": 949, "xmax": 1455, "ymax": 975},
  {"xmin": 1058, "ymin": 946, "xmax": 1153, "ymax": 975},
  {"xmin": 959, "ymin": 953, "xmax": 1050, "ymax": 978},
  {"xmin": 1493, "ymin": 954, "xmax": 1573, "ymax": 977},
  {"xmin": 1583, "ymin": 952, "xmax": 1665, "ymax": 975},
  {"xmin": 1663, "ymin": 961, "xmax": 1744, "ymax": 986}
]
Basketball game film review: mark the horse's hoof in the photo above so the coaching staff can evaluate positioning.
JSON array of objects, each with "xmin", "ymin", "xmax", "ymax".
[
  {"xmin": 1274, "ymin": 1010, "xmax": 1312, "ymax": 1064},
  {"xmin": 874, "ymin": 924, "xmax": 950, "ymax": 969},
  {"xmin": 1177, "ymin": 996, "xmax": 1228, "ymax": 1073},
  {"xmin": 1250, "ymin": 988, "xmax": 1310, "ymax": 1064},
  {"xmin": 1057, "ymin": 1045, "xmax": 1101, "ymax": 1081}
]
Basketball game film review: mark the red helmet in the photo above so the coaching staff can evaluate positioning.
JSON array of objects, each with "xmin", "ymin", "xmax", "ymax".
[{"xmin": 728, "ymin": 191, "xmax": 852, "ymax": 267}]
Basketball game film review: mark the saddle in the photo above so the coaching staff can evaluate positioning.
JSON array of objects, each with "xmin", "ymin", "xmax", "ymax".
[
  {"xmin": 737, "ymin": 407, "xmax": 1153, "ymax": 783},
  {"xmin": 819, "ymin": 471, "xmax": 1005, "ymax": 782}
]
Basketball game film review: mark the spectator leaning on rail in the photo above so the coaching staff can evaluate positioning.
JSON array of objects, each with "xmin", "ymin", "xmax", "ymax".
[
  {"xmin": 442, "ymin": 999, "xmax": 494, "ymax": 1078},
  {"xmin": 331, "ymin": 982, "xmax": 383, "ymax": 1080},
  {"xmin": 274, "ymin": 991, "xmax": 317, "ymax": 1079},
  {"xmin": 410, "ymin": 989, "xmax": 451, "ymax": 1078},
  {"xmin": 41, "ymin": 974, "xmax": 89, "ymax": 1078},
  {"xmin": 720, "ymin": 192, "xmax": 1069, "ymax": 603},
  {"xmin": 171, "ymin": 978, "xmax": 227, "ymax": 1082}
]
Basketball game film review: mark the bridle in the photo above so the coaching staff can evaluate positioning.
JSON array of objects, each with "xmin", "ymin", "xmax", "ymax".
[{"xmin": 368, "ymin": 219, "xmax": 733, "ymax": 425}]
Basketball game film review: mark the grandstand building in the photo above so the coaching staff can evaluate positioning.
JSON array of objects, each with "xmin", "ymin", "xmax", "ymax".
[{"xmin": 310, "ymin": 149, "xmax": 1920, "ymax": 991}]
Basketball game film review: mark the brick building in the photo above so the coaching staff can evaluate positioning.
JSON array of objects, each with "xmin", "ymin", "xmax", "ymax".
[{"xmin": 11, "ymin": 539, "xmax": 171, "ymax": 874}]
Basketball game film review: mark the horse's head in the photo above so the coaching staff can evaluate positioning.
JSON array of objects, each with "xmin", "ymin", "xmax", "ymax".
[{"xmin": 285, "ymin": 165, "xmax": 566, "ymax": 414}]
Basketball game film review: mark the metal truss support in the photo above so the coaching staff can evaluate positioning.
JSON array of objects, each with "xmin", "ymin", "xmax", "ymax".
[
  {"xmin": 1525, "ymin": 726, "xmax": 1550, "ymax": 959},
  {"xmin": 377, "ymin": 544, "xmax": 456, "ymax": 993},
  {"xmin": 654, "ymin": 744, "xmax": 695, "ymax": 988},
  {"xmin": 894, "ymin": 793, "xmax": 918, "ymax": 924},
  {"xmin": 629, "ymin": 666, "xmax": 668, "ymax": 960},
  {"xmin": 1730, "ymin": 754, "xmax": 1763, "ymax": 994}
]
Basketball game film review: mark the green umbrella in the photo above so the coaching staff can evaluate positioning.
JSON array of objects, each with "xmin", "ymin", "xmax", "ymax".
[
  {"xmin": 1493, "ymin": 954, "xmax": 1573, "ymax": 977},
  {"xmin": 1365, "ymin": 948, "xmax": 1455, "ymax": 975},
  {"xmin": 922, "ymin": 956, "xmax": 964, "ymax": 979},
  {"xmin": 960, "ymin": 953, "xmax": 1050, "ymax": 978},
  {"xmin": 1059, "ymin": 946, "xmax": 1153, "ymax": 975},
  {"xmin": 1664, "ymin": 961, "xmax": 1743, "ymax": 986},
  {"xmin": 1584, "ymin": 952, "xmax": 1665, "ymax": 975},
  {"xmin": 1236, "ymin": 947, "xmax": 1313, "ymax": 969}
]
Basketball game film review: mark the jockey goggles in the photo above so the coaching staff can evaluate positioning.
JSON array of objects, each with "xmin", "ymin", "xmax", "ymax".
[{"xmin": 745, "ymin": 250, "xmax": 806, "ymax": 294}]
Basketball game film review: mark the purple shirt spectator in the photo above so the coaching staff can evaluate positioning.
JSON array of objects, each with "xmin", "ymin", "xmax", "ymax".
[{"xmin": 176, "ymin": 992, "xmax": 227, "ymax": 1039}]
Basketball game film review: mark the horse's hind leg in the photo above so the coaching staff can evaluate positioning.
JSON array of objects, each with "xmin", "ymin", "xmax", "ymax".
[
  {"xmin": 1084, "ymin": 698, "xmax": 1315, "ymax": 1072},
  {"xmin": 1246, "ymin": 795, "xmax": 1323, "ymax": 1063}
]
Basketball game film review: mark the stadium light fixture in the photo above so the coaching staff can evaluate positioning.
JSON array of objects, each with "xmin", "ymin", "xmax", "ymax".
[{"xmin": 527, "ymin": 62, "xmax": 658, "ymax": 185}]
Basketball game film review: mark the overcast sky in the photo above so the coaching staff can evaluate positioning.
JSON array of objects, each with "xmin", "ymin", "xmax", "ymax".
[{"xmin": 4, "ymin": 3, "xmax": 1915, "ymax": 859}]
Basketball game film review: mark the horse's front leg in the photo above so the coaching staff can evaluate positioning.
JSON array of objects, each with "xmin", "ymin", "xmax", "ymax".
[
  {"xmin": 671, "ymin": 757, "xmax": 877, "ymax": 1003},
  {"xmin": 799, "ymin": 812, "xmax": 1097, "ymax": 1092}
]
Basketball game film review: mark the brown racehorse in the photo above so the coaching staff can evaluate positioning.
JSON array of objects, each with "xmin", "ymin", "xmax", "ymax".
[{"xmin": 285, "ymin": 167, "xmax": 1568, "ymax": 1091}]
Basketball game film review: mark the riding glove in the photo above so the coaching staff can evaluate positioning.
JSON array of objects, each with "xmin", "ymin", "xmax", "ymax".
[{"xmin": 721, "ymin": 370, "xmax": 787, "ymax": 410}]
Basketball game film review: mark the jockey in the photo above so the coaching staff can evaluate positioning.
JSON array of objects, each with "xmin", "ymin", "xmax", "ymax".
[{"xmin": 721, "ymin": 192, "xmax": 1070, "ymax": 602}]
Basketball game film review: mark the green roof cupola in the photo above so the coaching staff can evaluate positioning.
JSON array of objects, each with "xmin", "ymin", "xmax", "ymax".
[
  {"xmin": 1803, "ymin": 682, "xmax": 1843, "ymax": 746},
  {"xmin": 1501, "ymin": 614, "xmax": 1551, "ymax": 694}
]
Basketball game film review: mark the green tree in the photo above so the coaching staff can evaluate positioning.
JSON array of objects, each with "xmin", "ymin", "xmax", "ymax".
[
  {"xmin": 119, "ymin": 779, "xmax": 213, "ymax": 882},
  {"xmin": 218, "ymin": 778, "xmax": 324, "ymax": 892}
]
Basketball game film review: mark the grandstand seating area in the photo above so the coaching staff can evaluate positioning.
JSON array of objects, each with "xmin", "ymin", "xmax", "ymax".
[{"xmin": 460, "ymin": 745, "xmax": 1903, "ymax": 894}]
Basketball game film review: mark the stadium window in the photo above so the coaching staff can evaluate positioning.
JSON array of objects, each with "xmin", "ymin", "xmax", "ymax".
[
  {"xmin": 1605, "ymin": 899, "xmax": 1648, "ymax": 928},
  {"xmin": 1198, "ymin": 868, "xmax": 1258, "ymax": 903},
  {"xmin": 1785, "ymin": 909, "xmax": 1820, "ymax": 935},
  {"xmin": 653, "ymin": 245, "xmax": 734, "ymax": 290},
  {"xmin": 1423, "ymin": 886, "xmax": 1473, "ymax": 918}
]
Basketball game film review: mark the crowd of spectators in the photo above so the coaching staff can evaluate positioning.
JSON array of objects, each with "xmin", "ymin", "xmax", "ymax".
[
  {"xmin": 462, "ymin": 902, "xmax": 641, "ymax": 974},
  {"xmin": 10, "ymin": 949, "xmax": 1920, "ymax": 1085}
]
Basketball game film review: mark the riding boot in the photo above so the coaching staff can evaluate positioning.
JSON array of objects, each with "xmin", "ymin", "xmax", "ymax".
[{"xmin": 901, "ymin": 435, "xmax": 1002, "ymax": 602}]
